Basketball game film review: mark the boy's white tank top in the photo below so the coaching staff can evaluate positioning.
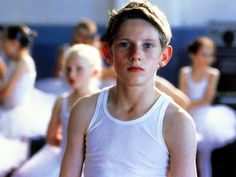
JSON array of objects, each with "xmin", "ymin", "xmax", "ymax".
[{"xmin": 84, "ymin": 88, "xmax": 170, "ymax": 177}]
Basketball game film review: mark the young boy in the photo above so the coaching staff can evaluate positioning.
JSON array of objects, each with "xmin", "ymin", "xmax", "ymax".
[{"xmin": 59, "ymin": 1, "xmax": 197, "ymax": 177}]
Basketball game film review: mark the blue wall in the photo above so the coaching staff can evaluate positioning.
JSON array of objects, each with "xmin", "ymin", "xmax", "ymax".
[
  {"xmin": 159, "ymin": 27, "xmax": 207, "ymax": 85},
  {"xmin": 30, "ymin": 25, "xmax": 207, "ymax": 85}
]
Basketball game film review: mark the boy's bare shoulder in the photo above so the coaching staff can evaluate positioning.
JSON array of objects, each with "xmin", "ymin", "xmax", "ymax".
[
  {"xmin": 72, "ymin": 92, "xmax": 100, "ymax": 116},
  {"xmin": 163, "ymin": 100, "xmax": 197, "ymax": 168},
  {"xmin": 68, "ymin": 91, "xmax": 101, "ymax": 132},
  {"xmin": 163, "ymin": 101, "xmax": 195, "ymax": 140},
  {"xmin": 165, "ymin": 101, "xmax": 194, "ymax": 124}
]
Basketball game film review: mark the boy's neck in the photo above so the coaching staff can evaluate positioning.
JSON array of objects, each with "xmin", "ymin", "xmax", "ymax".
[
  {"xmin": 110, "ymin": 79, "xmax": 159, "ymax": 108},
  {"xmin": 107, "ymin": 80, "xmax": 161, "ymax": 121}
]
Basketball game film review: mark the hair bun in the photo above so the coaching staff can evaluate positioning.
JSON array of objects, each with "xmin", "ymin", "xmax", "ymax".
[
  {"xmin": 21, "ymin": 25, "xmax": 37, "ymax": 38},
  {"xmin": 6, "ymin": 25, "xmax": 37, "ymax": 48}
]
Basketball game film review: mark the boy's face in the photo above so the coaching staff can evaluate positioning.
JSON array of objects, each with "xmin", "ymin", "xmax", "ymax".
[{"xmin": 109, "ymin": 19, "xmax": 171, "ymax": 86}]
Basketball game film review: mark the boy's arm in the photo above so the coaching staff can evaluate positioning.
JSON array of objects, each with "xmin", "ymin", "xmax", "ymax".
[
  {"xmin": 59, "ymin": 94, "xmax": 98, "ymax": 177},
  {"xmin": 163, "ymin": 105, "xmax": 197, "ymax": 177},
  {"xmin": 155, "ymin": 76, "xmax": 190, "ymax": 109}
]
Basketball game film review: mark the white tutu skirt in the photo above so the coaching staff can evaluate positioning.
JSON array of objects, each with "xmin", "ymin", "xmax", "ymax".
[
  {"xmin": 12, "ymin": 144, "xmax": 62, "ymax": 177},
  {"xmin": 0, "ymin": 134, "xmax": 28, "ymax": 177},
  {"xmin": 189, "ymin": 104, "xmax": 236, "ymax": 149},
  {"xmin": 0, "ymin": 89, "xmax": 56, "ymax": 139}
]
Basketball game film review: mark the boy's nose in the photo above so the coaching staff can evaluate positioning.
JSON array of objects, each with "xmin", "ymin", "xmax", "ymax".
[{"xmin": 129, "ymin": 45, "xmax": 142, "ymax": 61}]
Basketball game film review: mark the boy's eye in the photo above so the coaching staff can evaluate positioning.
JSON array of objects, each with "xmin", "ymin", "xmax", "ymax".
[
  {"xmin": 143, "ymin": 43, "xmax": 153, "ymax": 49},
  {"xmin": 119, "ymin": 42, "xmax": 129, "ymax": 48}
]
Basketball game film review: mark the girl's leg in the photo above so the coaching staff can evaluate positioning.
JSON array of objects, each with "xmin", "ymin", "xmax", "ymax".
[{"xmin": 198, "ymin": 147, "xmax": 212, "ymax": 177}]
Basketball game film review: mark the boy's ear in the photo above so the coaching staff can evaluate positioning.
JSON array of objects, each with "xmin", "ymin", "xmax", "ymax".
[
  {"xmin": 158, "ymin": 45, "xmax": 173, "ymax": 67},
  {"xmin": 102, "ymin": 42, "xmax": 113, "ymax": 65}
]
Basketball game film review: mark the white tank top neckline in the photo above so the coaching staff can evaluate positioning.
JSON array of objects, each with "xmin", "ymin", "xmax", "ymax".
[{"xmin": 103, "ymin": 89, "xmax": 166, "ymax": 125}]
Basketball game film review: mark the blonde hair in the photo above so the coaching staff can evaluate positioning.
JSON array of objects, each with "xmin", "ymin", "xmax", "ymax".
[{"xmin": 64, "ymin": 44, "xmax": 102, "ymax": 89}]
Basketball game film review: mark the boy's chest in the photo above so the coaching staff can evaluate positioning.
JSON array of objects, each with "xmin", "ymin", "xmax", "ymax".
[{"xmin": 107, "ymin": 105, "xmax": 147, "ymax": 121}]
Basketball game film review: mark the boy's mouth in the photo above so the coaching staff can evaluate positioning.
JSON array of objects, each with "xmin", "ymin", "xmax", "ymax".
[{"xmin": 127, "ymin": 66, "xmax": 144, "ymax": 72}]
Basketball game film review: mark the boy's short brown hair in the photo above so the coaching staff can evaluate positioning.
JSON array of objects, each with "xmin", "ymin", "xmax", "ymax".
[{"xmin": 106, "ymin": 1, "xmax": 172, "ymax": 49}]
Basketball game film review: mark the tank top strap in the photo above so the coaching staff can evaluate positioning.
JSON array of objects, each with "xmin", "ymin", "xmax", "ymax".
[
  {"xmin": 86, "ymin": 88, "xmax": 108, "ymax": 134},
  {"xmin": 155, "ymin": 94, "xmax": 171, "ymax": 152}
]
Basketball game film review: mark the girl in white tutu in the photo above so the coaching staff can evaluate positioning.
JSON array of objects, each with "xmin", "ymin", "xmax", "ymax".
[
  {"xmin": 12, "ymin": 44, "xmax": 102, "ymax": 177},
  {"xmin": 0, "ymin": 25, "xmax": 37, "ymax": 176},
  {"xmin": 179, "ymin": 37, "xmax": 236, "ymax": 177},
  {"xmin": 0, "ymin": 25, "xmax": 37, "ymax": 110},
  {"xmin": 0, "ymin": 25, "xmax": 56, "ymax": 176},
  {"xmin": 0, "ymin": 25, "xmax": 55, "ymax": 139}
]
